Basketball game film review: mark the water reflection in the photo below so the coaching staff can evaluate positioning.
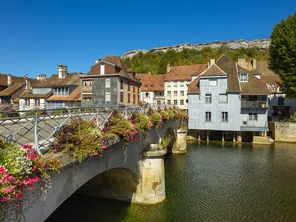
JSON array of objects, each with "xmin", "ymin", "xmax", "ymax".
[{"xmin": 47, "ymin": 142, "xmax": 296, "ymax": 222}]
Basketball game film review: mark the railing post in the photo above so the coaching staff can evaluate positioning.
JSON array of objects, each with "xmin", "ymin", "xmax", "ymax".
[
  {"xmin": 96, "ymin": 108, "xmax": 99, "ymax": 128},
  {"xmin": 34, "ymin": 111, "xmax": 41, "ymax": 155}
]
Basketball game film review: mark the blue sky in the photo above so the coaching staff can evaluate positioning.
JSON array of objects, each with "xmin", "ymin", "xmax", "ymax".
[{"xmin": 0, "ymin": 0, "xmax": 295, "ymax": 77}]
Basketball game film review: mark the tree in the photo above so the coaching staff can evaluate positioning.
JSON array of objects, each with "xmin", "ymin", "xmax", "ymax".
[{"xmin": 269, "ymin": 13, "xmax": 296, "ymax": 98}]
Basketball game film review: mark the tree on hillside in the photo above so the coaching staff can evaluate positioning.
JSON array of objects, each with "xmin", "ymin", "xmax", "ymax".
[{"xmin": 269, "ymin": 12, "xmax": 296, "ymax": 98}]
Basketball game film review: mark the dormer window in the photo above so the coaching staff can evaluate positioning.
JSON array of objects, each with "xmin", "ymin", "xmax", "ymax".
[{"xmin": 240, "ymin": 73, "xmax": 248, "ymax": 82}]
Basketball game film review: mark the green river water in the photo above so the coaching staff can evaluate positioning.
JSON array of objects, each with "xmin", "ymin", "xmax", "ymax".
[{"xmin": 47, "ymin": 141, "xmax": 296, "ymax": 222}]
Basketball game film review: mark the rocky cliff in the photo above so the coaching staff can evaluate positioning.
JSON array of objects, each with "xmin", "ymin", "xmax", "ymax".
[{"xmin": 122, "ymin": 39, "xmax": 270, "ymax": 59}]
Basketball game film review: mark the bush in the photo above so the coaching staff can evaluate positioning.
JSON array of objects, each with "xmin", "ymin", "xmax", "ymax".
[
  {"xmin": 51, "ymin": 109, "xmax": 67, "ymax": 115},
  {"xmin": 50, "ymin": 118, "xmax": 101, "ymax": 162},
  {"xmin": 103, "ymin": 111, "xmax": 137, "ymax": 141},
  {"xmin": 131, "ymin": 113, "xmax": 152, "ymax": 134},
  {"xmin": 151, "ymin": 112, "xmax": 162, "ymax": 128},
  {"xmin": 167, "ymin": 110, "xmax": 175, "ymax": 119},
  {"xmin": 159, "ymin": 110, "xmax": 169, "ymax": 120}
]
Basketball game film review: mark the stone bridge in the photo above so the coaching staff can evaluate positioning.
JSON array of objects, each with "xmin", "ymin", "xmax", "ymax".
[{"xmin": 4, "ymin": 119, "xmax": 187, "ymax": 222}]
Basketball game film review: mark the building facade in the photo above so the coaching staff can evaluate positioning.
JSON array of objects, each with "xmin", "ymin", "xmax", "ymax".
[
  {"xmin": 80, "ymin": 56, "xmax": 141, "ymax": 107},
  {"xmin": 188, "ymin": 55, "xmax": 270, "ymax": 138},
  {"xmin": 165, "ymin": 64, "xmax": 207, "ymax": 111},
  {"xmin": 137, "ymin": 73, "xmax": 165, "ymax": 106}
]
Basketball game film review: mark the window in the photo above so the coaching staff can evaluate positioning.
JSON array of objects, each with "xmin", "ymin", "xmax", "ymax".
[
  {"xmin": 133, "ymin": 95, "xmax": 135, "ymax": 104},
  {"xmin": 205, "ymin": 112, "xmax": 211, "ymax": 122},
  {"xmin": 120, "ymin": 80, "xmax": 123, "ymax": 89},
  {"xmin": 219, "ymin": 94, "xmax": 228, "ymax": 103},
  {"xmin": 105, "ymin": 92, "xmax": 111, "ymax": 102},
  {"xmin": 167, "ymin": 81, "xmax": 171, "ymax": 87},
  {"xmin": 205, "ymin": 94, "xmax": 212, "ymax": 104},
  {"xmin": 180, "ymin": 100, "xmax": 184, "ymax": 105},
  {"xmin": 222, "ymin": 112, "xmax": 228, "ymax": 122},
  {"xmin": 128, "ymin": 83, "xmax": 130, "ymax": 91},
  {"xmin": 174, "ymin": 82, "xmax": 177, "ymax": 87},
  {"xmin": 174, "ymin": 100, "xmax": 177, "ymax": 105},
  {"xmin": 167, "ymin": 91, "xmax": 171, "ymax": 96},
  {"xmin": 240, "ymin": 73, "xmax": 248, "ymax": 82},
  {"xmin": 180, "ymin": 81, "xmax": 184, "ymax": 87},
  {"xmin": 174, "ymin": 91, "xmax": 178, "ymax": 96},
  {"xmin": 180, "ymin": 91, "xmax": 184, "ymax": 96},
  {"xmin": 128, "ymin": 93, "xmax": 130, "ymax": 103},
  {"xmin": 157, "ymin": 100, "xmax": 161, "ymax": 105},
  {"xmin": 25, "ymin": 99, "xmax": 30, "ymax": 106},
  {"xmin": 133, "ymin": 85, "xmax": 135, "ymax": 92},
  {"xmin": 209, "ymin": 79, "xmax": 217, "ymax": 86},
  {"xmin": 249, "ymin": 113, "xmax": 258, "ymax": 121},
  {"xmin": 167, "ymin": 100, "xmax": 171, "ymax": 105},
  {"xmin": 83, "ymin": 80, "xmax": 92, "ymax": 86},
  {"xmin": 120, "ymin": 92, "xmax": 123, "ymax": 102},
  {"xmin": 145, "ymin": 92, "xmax": 149, "ymax": 98},
  {"xmin": 105, "ymin": 79, "xmax": 110, "ymax": 88},
  {"xmin": 34, "ymin": 99, "xmax": 40, "ymax": 106},
  {"xmin": 278, "ymin": 96, "xmax": 285, "ymax": 106}
]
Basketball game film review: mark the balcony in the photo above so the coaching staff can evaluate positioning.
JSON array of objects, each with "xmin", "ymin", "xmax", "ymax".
[
  {"xmin": 241, "ymin": 101, "xmax": 269, "ymax": 109},
  {"xmin": 154, "ymin": 96, "xmax": 165, "ymax": 100}
]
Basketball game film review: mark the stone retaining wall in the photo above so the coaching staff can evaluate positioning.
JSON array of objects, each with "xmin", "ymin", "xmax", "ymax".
[{"xmin": 270, "ymin": 121, "xmax": 296, "ymax": 143}]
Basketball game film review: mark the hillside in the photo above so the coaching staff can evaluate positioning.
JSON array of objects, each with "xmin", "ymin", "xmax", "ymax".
[{"xmin": 123, "ymin": 39, "xmax": 270, "ymax": 74}]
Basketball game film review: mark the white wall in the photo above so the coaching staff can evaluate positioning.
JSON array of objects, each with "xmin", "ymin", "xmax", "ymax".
[{"xmin": 164, "ymin": 80, "xmax": 189, "ymax": 109}]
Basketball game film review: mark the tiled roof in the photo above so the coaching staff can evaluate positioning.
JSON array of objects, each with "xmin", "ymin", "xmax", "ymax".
[
  {"xmin": 188, "ymin": 77, "xmax": 200, "ymax": 94},
  {"xmin": 89, "ymin": 56, "xmax": 139, "ymax": 82},
  {"xmin": 46, "ymin": 95, "xmax": 69, "ymax": 101},
  {"xmin": 34, "ymin": 73, "xmax": 79, "ymax": 87},
  {"xmin": 260, "ymin": 75, "xmax": 281, "ymax": 86},
  {"xmin": 237, "ymin": 65, "xmax": 270, "ymax": 95},
  {"xmin": 238, "ymin": 60, "xmax": 277, "ymax": 76},
  {"xmin": 19, "ymin": 90, "xmax": 53, "ymax": 99},
  {"xmin": 0, "ymin": 83, "xmax": 25, "ymax": 97},
  {"xmin": 216, "ymin": 55, "xmax": 240, "ymax": 92},
  {"xmin": 65, "ymin": 86, "xmax": 81, "ymax": 101},
  {"xmin": 200, "ymin": 64, "xmax": 227, "ymax": 76},
  {"xmin": 165, "ymin": 64, "xmax": 207, "ymax": 81},
  {"xmin": 0, "ymin": 73, "xmax": 25, "ymax": 86},
  {"xmin": 137, "ymin": 74, "xmax": 165, "ymax": 91}
]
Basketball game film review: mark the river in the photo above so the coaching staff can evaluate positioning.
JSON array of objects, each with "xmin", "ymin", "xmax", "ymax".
[{"xmin": 47, "ymin": 141, "xmax": 296, "ymax": 222}]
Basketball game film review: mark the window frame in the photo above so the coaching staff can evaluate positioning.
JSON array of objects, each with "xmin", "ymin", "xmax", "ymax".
[
  {"xmin": 205, "ymin": 94, "xmax": 212, "ymax": 104},
  {"xmin": 219, "ymin": 94, "xmax": 228, "ymax": 103},
  {"xmin": 249, "ymin": 113, "xmax": 258, "ymax": 121},
  {"xmin": 209, "ymin": 79, "xmax": 217, "ymax": 86},
  {"xmin": 222, "ymin": 112, "xmax": 228, "ymax": 122},
  {"xmin": 205, "ymin": 112, "xmax": 211, "ymax": 122},
  {"xmin": 105, "ymin": 79, "xmax": 111, "ymax": 88}
]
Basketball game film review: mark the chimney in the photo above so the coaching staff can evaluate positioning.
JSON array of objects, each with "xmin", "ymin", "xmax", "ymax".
[
  {"xmin": 58, "ymin": 65, "xmax": 67, "ymax": 79},
  {"xmin": 7, "ymin": 74, "xmax": 12, "ymax": 87},
  {"xmin": 209, "ymin": 59, "xmax": 215, "ymax": 66},
  {"xmin": 166, "ymin": 64, "xmax": 171, "ymax": 73},
  {"xmin": 95, "ymin": 58, "xmax": 101, "ymax": 64},
  {"xmin": 252, "ymin": 59, "xmax": 257, "ymax": 69},
  {"xmin": 238, "ymin": 58, "xmax": 246, "ymax": 68},
  {"xmin": 25, "ymin": 76, "xmax": 31, "ymax": 90}
]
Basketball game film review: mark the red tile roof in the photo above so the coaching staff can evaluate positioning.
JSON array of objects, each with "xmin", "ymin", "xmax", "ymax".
[
  {"xmin": 200, "ymin": 64, "xmax": 227, "ymax": 76},
  {"xmin": 165, "ymin": 64, "xmax": 207, "ymax": 81},
  {"xmin": 34, "ymin": 73, "xmax": 79, "ymax": 87},
  {"xmin": 188, "ymin": 77, "xmax": 200, "ymax": 94},
  {"xmin": 137, "ymin": 74, "xmax": 165, "ymax": 91},
  {"xmin": 0, "ymin": 83, "xmax": 25, "ymax": 97}
]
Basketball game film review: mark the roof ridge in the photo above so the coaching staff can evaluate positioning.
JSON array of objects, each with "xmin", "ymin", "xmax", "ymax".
[{"xmin": 199, "ymin": 63, "xmax": 227, "ymax": 76}]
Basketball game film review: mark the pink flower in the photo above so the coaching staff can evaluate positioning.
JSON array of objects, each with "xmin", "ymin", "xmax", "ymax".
[
  {"xmin": 0, "ymin": 197, "xmax": 10, "ymax": 203},
  {"xmin": 22, "ymin": 144, "xmax": 33, "ymax": 149},
  {"xmin": 42, "ymin": 163, "xmax": 46, "ymax": 168},
  {"xmin": 14, "ymin": 193, "xmax": 23, "ymax": 200},
  {"xmin": 4, "ymin": 186, "xmax": 14, "ymax": 193},
  {"xmin": 0, "ymin": 167, "xmax": 6, "ymax": 174},
  {"xmin": 15, "ymin": 204, "xmax": 21, "ymax": 208},
  {"xmin": 102, "ymin": 145, "xmax": 108, "ymax": 150},
  {"xmin": 34, "ymin": 176, "xmax": 40, "ymax": 183}
]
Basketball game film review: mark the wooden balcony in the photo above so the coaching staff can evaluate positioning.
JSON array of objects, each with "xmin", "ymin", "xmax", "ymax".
[{"xmin": 241, "ymin": 101, "xmax": 268, "ymax": 109}]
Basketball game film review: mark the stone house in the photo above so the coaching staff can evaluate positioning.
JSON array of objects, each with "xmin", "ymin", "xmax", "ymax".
[
  {"xmin": 165, "ymin": 63, "xmax": 207, "ymax": 111},
  {"xmin": 137, "ymin": 73, "xmax": 165, "ymax": 105},
  {"xmin": 188, "ymin": 55, "xmax": 270, "ymax": 141},
  {"xmin": 80, "ymin": 56, "xmax": 141, "ymax": 107},
  {"xmin": 19, "ymin": 65, "xmax": 81, "ymax": 110}
]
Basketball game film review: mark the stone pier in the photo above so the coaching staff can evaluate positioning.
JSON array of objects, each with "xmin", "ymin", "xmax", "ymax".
[
  {"xmin": 132, "ymin": 145, "xmax": 167, "ymax": 204},
  {"xmin": 236, "ymin": 131, "xmax": 242, "ymax": 143},
  {"xmin": 172, "ymin": 129, "xmax": 187, "ymax": 154}
]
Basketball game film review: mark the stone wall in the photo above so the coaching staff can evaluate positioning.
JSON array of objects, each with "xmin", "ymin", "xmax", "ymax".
[
  {"xmin": 270, "ymin": 121, "xmax": 296, "ymax": 142},
  {"xmin": 123, "ymin": 39, "xmax": 270, "ymax": 59}
]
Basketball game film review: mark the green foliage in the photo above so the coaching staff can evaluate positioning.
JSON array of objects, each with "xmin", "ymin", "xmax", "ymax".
[
  {"xmin": 289, "ymin": 112, "xmax": 296, "ymax": 122},
  {"xmin": 50, "ymin": 118, "xmax": 102, "ymax": 163},
  {"xmin": 159, "ymin": 110, "xmax": 169, "ymax": 120},
  {"xmin": 103, "ymin": 111, "xmax": 137, "ymax": 141},
  {"xmin": 167, "ymin": 110, "xmax": 175, "ymax": 119},
  {"xmin": 151, "ymin": 112, "xmax": 162, "ymax": 128},
  {"xmin": 131, "ymin": 113, "xmax": 152, "ymax": 134},
  {"xmin": 124, "ymin": 47, "xmax": 269, "ymax": 74},
  {"xmin": 51, "ymin": 109, "xmax": 67, "ymax": 115},
  {"xmin": 0, "ymin": 113, "xmax": 8, "ymax": 118},
  {"xmin": 24, "ymin": 109, "xmax": 47, "ymax": 116},
  {"xmin": 269, "ymin": 12, "xmax": 296, "ymax": 98}
]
